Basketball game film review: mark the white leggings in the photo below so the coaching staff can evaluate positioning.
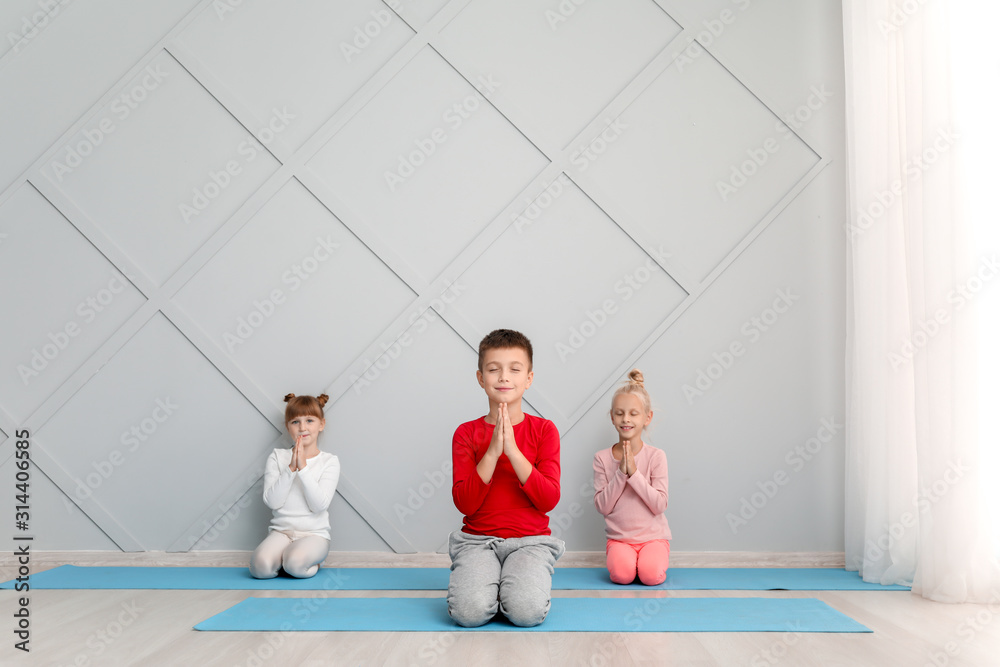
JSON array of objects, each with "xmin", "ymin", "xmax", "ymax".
[{"xmin": 249, "ymin": 531, "xmax": 330, "ymax": 579}]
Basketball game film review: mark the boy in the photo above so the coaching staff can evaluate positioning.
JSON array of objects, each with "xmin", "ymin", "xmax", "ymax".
[{"xmin": 447, "ymin": 329, "xmax": 564, "ymax": 627}]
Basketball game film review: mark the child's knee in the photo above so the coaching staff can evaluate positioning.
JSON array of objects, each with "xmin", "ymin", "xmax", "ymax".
[
  {"xmin": 448, "ymin": 586, "xmax": 498, "ymax": 627},
  {"xmin": 248, "ymin": 554, "xmax": 279, "ymax": 579},
  {"xmin": 637, "ymin": 567, "xmax": 666, "ymax": 586},
  {"xmin": 282, "ymin": 559, "xmax": 319, "ymax": 579},
  {"xmin": 282, "ymin": 550, "xmax": 323, "ymax": 579},
  {"xmin": 636, "ymin": 541, "xmax": 669, "ymax": 585},
  {"xmin": 637, "ymin": 555, "xmax": 667, "ymax": 585},
  {"xmin": 500, "ymin": 588, "xmax": 550, "ymax": 627},
  {"xmin": 607, "ymin": 551, "xmax": 638, "ymax": 584},
  {"xmin": 608, "ymin": 562, "xmax": 637, "ymax": 584}
]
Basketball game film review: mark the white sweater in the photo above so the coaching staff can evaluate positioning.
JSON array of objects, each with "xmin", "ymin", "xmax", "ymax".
[{"xmin": 261, "ymin": 448, "xmax": 340, "ymax": 540}]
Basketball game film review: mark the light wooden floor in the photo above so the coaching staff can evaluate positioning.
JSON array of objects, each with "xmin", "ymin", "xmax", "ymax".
[{"xmin": 1, "ymin": 552, "xmax": 998, "ymax": 667}]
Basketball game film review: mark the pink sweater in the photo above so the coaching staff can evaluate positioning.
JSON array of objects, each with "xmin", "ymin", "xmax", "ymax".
[{"xmin": 593, "ymin": 442, "xmax": 671, "ymax": 543}]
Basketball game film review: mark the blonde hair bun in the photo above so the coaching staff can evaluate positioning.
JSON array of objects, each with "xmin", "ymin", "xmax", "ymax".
[{"xmin": 611, "ymin": 369, "xmax": 652, "ymax": 419}]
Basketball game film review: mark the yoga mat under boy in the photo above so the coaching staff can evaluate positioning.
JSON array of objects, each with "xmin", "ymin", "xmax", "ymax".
[
  {"xmin": 194, "ymin": 596, "xmax": 873, "ymax": 633},
  {"xmin": 1, "ymin": 565, "xmax": 910, "ymax": 591}
]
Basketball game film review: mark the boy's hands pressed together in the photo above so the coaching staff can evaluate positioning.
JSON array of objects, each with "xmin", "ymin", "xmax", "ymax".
[
  {"xmin": 501, "ymin": 401, "xmax": 518, "ymax": 458},
  {"xmin": 486, "ymin": 406, "xmax": 505, "ymax": 459},
  {"xmin": 476, "ymin": 404, "xmax": 504, "ymax": 484},
  {"xmin": 501, "ymin": 402, "xmax": 533, "ymax": 485},
  {"xmin": 476, "ymin": 402, "xmax": 534, "ymax": 486}
]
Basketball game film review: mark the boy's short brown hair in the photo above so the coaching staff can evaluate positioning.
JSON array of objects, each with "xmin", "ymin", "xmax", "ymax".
[{"xmin": 477, "ymin": 329, "xmax": 533, "ymax": 371}]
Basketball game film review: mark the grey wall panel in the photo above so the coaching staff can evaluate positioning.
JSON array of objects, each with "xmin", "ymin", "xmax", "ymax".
[
  {"xmin": 175, "ymin": 0, "xmax": 416, "ymax": 153},
  {"xmin": 0, "ymin": 184, "xmax": 146, "ymax": 423},
  {"xmin": 1, "ymin": 1, "xmax": 56, "ymax": 60},
  {"xmin": 577, "ymin": 49, "xmax": 821, "ymax": 283},
  {"xmin": 173, "ymin": 178, "xmax": 416, "ymax": 398},
  {"xmin": 670, "ymin": 0, "xmax": 841, "ymax": 119},
  {"xmin": 0, "ymin": 0, "xmax": 844, "ymax": 553},
  {"xmin": 438, "ymin": 0, "xmax": 682, "ymax": 149},
  {"xmin": 0, "ymin": 457, "xmax": 120, "ymax": 550},
  {"xmin": 396, "ymin": 0, "xmax": 452, "ymax": 25},
  {"xmin": 38, "ymin": 51, "xmax": 283, "ymax": 286},
  {"xmin": 0, "ymin": 0, "xmax": 202, "ymax": 190},
  {"xmin": 36, "ymin": 314, "xmax": 280, "ymax": 550},
  {"xmin": 306, "ymin": 46, "xmax": 550, "ymax": 285}
]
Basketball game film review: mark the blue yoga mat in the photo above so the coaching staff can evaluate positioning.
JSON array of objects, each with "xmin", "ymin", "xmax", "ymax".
[
  {"xmin": 0, "ymin": 565, "xmax": 909, "ymax": 591},
  {"xmin": 194, "ymin": 596, "xmax": 872, "ymax": 633},
  {"xmin": 555, "ymin": 567, "xmax": 911, "ymax": 591},
  {"xmin": 0, "ymin": 565, "xmax": 448, "ymax": 591}
]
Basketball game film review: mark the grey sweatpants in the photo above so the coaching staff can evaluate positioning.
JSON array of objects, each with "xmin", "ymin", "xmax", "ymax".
[{"xmin": 446, "ymin": 529, "xmax": 565, "ymax": 627}]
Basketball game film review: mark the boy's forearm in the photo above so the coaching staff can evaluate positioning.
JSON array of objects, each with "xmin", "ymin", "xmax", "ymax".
[
  {"xmin": 524, "ymin": 476, "xmax": 560, "ymax": 513},
  {"xmin": 506, "ymin": 447, "xmax": 533, "ymax": 485},
  {"xmin": 476, "ymin": 450, "xmax": 499, "ymax": 484},
  {"xmin": 521, "ymin": 458, "xmax": 560, "ymax": 513},
  {"xmin": 520, "ymin": 429, "xmax": 561, "ymax": 511},
  {"xmin": 452, "ymin": 478, "xmax": 488, "ymax": 515}
]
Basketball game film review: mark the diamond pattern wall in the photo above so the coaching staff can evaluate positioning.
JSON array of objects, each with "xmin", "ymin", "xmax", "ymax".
[
  {"xmin": 0, "ymin": 0, "xmax": 840, "ymax": 553},
  {"xmin": 0, "ymin": 184, "xmax": 146, "ymax": 422}
]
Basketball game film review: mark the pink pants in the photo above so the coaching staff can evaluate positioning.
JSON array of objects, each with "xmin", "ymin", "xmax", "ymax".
[{"xmin": 606, "ymin": 539, "xmax": 670, "ymax": 586}]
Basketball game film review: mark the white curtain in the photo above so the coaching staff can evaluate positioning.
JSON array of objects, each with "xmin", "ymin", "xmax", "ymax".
[{"xmin": 843, "ymin": 0, "xmax": 1000, "ymax": 602}]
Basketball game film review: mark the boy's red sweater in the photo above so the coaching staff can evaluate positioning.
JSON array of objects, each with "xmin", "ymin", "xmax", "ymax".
[{"xmin": 451, "ymin": 413, "xmax": 561, "ymax": 537}]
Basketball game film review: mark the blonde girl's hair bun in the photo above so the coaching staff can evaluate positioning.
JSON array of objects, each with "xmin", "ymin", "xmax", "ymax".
[
  {"xmin": 283, "ymin": 393, "xmax": 296, "ymax": 403},
  {"xmin": 316, "ymin": 394, "xmax": 330, "ymax": 408},
  {"xmin": 612, "ymin": 369, "xmax": 652, "ymax": 419}
]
